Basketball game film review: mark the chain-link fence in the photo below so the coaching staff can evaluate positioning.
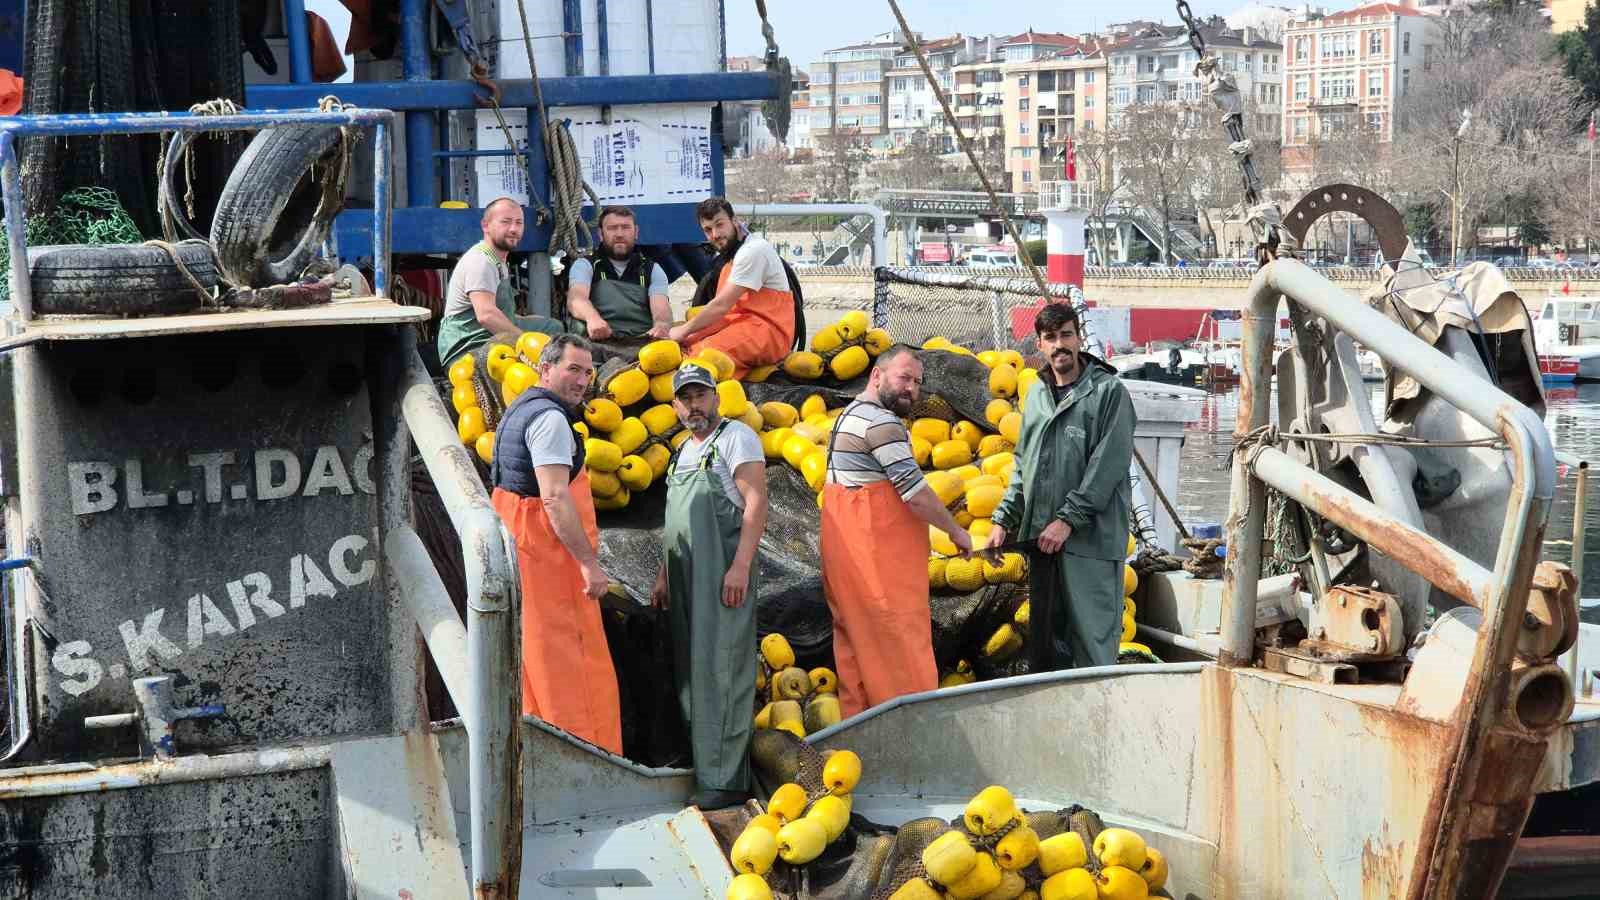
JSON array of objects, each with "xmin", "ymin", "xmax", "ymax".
[{"xmin": 868, "ymin": 266, "xmax": 1090, "ymax": 351}]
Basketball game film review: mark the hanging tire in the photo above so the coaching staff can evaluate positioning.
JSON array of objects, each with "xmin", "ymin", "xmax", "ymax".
[
  {"xmin": 210, "ymin": 125, "xmax": 346, "ymax": 287},
  {"xmin": 28, "ymin": 242, "xmax": 219, "ymax": 316}
]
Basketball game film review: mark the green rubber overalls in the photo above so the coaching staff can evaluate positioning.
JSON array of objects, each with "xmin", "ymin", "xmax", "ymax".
[
  {"xmin": 570, "ymin": 256, "xmax": 657, "ymax": 339},
  {"xmin": 664, "ymin": 421, "xmax": 757, "ymax": 793},
  {"xmin": 437, "ymin": 243, "xmax": 563, "ymax": 366}
]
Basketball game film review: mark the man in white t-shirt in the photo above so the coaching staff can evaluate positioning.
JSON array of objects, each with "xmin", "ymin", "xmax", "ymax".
[
  {"xmin": 651, "ymin": 362, "xmax": 767, "ymax": 810},
  {"xmin": 667, "ymin": 198, "xmax": 796, "ymax": 380}
]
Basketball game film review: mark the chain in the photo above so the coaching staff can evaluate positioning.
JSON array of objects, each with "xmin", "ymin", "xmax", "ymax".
[
  {"xmin": 752, "ymin": 0, "xmax": 792, "ymax": 143},
  {"xmin": 1175, "ymin": 0, "xmax": 1207, "ymax": 56}
]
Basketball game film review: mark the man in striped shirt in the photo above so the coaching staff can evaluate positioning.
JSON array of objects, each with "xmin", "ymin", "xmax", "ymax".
[{"xmin": 820, "ymin": 345, "xmax": 972, "ymax": 716}]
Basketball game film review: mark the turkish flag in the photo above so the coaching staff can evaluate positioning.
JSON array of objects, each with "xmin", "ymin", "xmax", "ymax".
[
  {"xmin": 1563, "ymin": 277, "xmax": 1572, "ymax": 295},
  {"xmin": 1066, "ymin": 136, "xmax": 1077, "ymax": 181},
  {"xmin": 1589, "ymin": 112, "xmax": 1596, "ymax": 143}
]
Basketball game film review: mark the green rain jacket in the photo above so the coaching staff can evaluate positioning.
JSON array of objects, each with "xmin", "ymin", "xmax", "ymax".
[{"xmin": 991, "ymin": 353, "xmax": 1137, "ymax": 559}]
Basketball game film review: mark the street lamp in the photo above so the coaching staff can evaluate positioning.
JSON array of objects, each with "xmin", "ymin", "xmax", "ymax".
[{"xmin": 1451, "ymin": 108, "xmax": 1472, "ymax": 266}]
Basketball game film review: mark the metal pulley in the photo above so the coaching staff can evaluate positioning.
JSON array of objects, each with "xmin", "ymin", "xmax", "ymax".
[{"xmin": 754, "ymin": 0, "xmax": 793, "ymax": 143}]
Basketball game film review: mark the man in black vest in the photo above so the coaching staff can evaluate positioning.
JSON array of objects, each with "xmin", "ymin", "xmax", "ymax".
[
  {"xmin": 565, "ymin": 206, "xmax": 672, "ymax": 341},
  {"xmin": 490, "ymin": 333, "xmax": 623, "ymax": 754}
]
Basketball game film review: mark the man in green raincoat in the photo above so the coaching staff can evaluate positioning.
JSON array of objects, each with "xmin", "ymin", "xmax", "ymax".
[
  {"xmin": 651, "ymin": 362, "xmax": 768, "ymax": 810},
  {"xmin": 986, "ymin": 302, "xmax": 1136, "ymax": 671}
]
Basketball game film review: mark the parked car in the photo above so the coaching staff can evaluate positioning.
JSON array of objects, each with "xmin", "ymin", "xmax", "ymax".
[{"xmin": 966, "ymin": 249, "xmax": 1020, "ymax": 268}]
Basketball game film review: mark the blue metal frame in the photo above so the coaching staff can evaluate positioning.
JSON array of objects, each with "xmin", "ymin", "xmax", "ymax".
[
  {"xmin": 564, "ymin": 0, "xmax": 584, "ymax": 76},
  {"xmin": 0, "ymin": 108, "xmax": 398, "ymax": 316},
  {"xmin": 399, "ymin": 0, "xmax": 438, "ymax": 208},
  {"xmin": 283, "ymin": 0, "xmax": 314, "ymax": 83},
  {"xmin": 245, "ymin": 71, "xmax": 779, "ymax": 110}
]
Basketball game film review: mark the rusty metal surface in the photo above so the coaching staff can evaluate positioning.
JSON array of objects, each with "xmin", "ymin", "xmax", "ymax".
[
  {"xmin": 1524, "ymin": 561, "xmax": 1579, "ymax": 661},
  {"xmin": 329, "ymin": 733, "xmax": 469, "ymax": 897},
  {"xmin": 1283, "ymin": 184, "xmax": 1410, "ymax": 264},
  {"xmin": 11, "ymin": 328, "xmax": 405, "ymax": 762},
  {"xmin": 1319, "ymin": 585, "xmax": 1404, "ymax": 656},
  {"xmin": 0, "ymin": 762, "xmax": 340, "ymax": 898}
]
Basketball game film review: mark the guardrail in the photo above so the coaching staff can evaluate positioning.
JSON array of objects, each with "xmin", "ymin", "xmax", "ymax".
[{"xmin": 785, "ymin": 264, "xmax": 1600, "ymax": 285}]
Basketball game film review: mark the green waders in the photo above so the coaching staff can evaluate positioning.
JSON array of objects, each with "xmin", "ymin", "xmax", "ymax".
[
  {"xmin": 571, "ymin": 266, "xmax": 656, "ymax": 339},
  {"xmin": 1027, "ymin": 551, "xmax": 1122, "ymax": 670},
  {"xmin": 437, "ymin": 244, "xmax": 564, "ymax": 365},
  {"xmin": 664, "ymin": 422, "xmax": 757, "ymax": 792}
]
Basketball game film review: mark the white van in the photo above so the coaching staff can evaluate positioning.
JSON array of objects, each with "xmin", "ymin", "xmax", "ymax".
[{"xmin": 966, "ymin": 249, "xmax": 1019, "ymax": 268}]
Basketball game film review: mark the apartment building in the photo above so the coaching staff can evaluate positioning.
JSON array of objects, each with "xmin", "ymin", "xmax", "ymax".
[
  {"xmin": 948, "ymin": 34, "xmax": 1080, "ymax": 163},
  {"xmin": 1105, "ymin": 22, "xmax": 1283, "ymax": 135},
  {"xmin": 725, "ymin": 57, "xmax": 811, "ymax": 156},
  {"xmin": 885, "ymin": 35, "xmax": 986, "ymax": 150},
  {"xmin": 1002, "ymin": 51, "xmax": 1109, "ymax": 192},
  {"xmin": 1280, "ymin": 2, "xmax": 1434, "ymax": 178},
  {"xmin": 807, "ymin": 32, "xmax": 902, "ymax": 153}
]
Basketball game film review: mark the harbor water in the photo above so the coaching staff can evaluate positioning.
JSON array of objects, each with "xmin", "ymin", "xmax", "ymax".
[{"xmin": 1173, "ymin": 382, "xmax": 1600, "ymax": 609}]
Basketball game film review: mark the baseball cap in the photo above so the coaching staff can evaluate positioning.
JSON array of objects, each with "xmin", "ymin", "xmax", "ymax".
[{"xmin": 672, "ymin": 361, "xmax": 718, "ymax": 395}]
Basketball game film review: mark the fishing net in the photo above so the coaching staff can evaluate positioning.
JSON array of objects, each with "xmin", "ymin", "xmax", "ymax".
[
  {"xmin": 0, "ymin": 186, "xmax": 143, "ymax": 297},
  {"xmin": 870, "ymin": 267, "xmax": 1091, "ymax": 355}
]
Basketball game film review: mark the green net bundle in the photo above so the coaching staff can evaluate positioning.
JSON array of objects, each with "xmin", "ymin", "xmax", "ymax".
[{"xmin": 0, "ymin": 187, "xmax": 144, "ymax": 298}]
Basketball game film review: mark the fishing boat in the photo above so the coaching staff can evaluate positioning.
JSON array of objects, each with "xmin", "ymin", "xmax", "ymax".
[{"xmin": 1533, "ymin": 296, "xmax": 1600, "ymax": 381}]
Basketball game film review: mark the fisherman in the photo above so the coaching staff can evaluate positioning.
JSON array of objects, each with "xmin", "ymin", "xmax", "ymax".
[
  {"xmin": 490, "ymin": 333, "xmax": 623, "ymax": 755},
  {"xmin": 668, "ymin": 198, "xmax": 796, "ymax": 379},
  {"xmin": 436, "ymin": 197, "xmax": 564, "ymax": 366},
  {"xmin": 650, "ymin": 362, "xmax": 768, "ymax": 810},
  {"xmin": 821, "ymin": 345, "xmax": 974, "ymax": 717},
  {"xmin": 564, "ymin": 205, "xmax": 673, "ymax": 341},
  {"xmin": 985, "ymin": 303, "xmax": 1137, "ymax": 671}
]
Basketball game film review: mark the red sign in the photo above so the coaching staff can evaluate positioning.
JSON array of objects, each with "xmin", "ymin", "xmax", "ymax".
[{"xmin": 919, "ymin": 243, "xmax": 952, "ymax": 264}]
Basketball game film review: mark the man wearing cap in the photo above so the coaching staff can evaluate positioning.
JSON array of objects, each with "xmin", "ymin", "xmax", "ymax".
[
  {"xmin": 651, "ymin": 362, "xmax": 767, "ymax": 810},
  {"xmin": 491, "ymin": 333, "xmax": 623, "ymax": 754}
]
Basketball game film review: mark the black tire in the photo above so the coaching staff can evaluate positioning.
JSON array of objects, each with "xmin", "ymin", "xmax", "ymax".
[
  {"xmin": 210, "ymin": 125, "xmax": 345, "ymax": 287},
  {"xmin": 29, "ymin": 242, "xmax": 219, "ymax": 316}
]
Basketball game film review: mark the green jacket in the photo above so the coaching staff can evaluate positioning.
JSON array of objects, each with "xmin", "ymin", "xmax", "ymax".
[{"xmin": 991, "ymin": 353, "xmax": 1137, "ymax": 562}]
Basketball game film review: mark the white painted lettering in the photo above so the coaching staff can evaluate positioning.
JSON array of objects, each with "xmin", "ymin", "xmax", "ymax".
[
  {"xmin": 351, "ymin": 443, "xmax": 377, "ymax": 495},
  {"xmin": 118, "ymin": 609, "xmax": 183, "ymax": 670},
  {"xmin": 289, "ymin": 554, "xmax": 337, "ymax": 608},
  {"xmin": 68, "ymin": 462, "xmax": 119, "ymax": 515},
  {"xmin": 328, "ymin": 534, "xmax": 376, "ymax": 587},
  {"xmin": 123, "ymin": 459, "xmax": 169, "ymax": 509},
  {"xmin": 225, "ymin": 571, "xmax": 283, "ymax": 630},
  {"xmin": 52, "ymin": 640, "xmax": 103, "ymax": 696},
  {"xmin": 186, "ymin": 593, "xmax": 236, "ymax": 648},
  {"xmin": 255, "ymin": 449, "xmax": 302, "ymax": 501},
  {"xmin": 188, "ymin": 451, "xmax": 236, "ymax": 503},
  {"xmin": 302, "ymin": 445, "xmax": 355, "ymax": 497}
]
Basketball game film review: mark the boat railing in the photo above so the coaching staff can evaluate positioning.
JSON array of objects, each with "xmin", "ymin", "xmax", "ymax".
[
  {"xmin": 0, "ymin": 107, "xmax": 398, "ymax": 319},
  {"xmin": 1227, "ymin": 258, "xmax": 1557, "ymax": 896}
]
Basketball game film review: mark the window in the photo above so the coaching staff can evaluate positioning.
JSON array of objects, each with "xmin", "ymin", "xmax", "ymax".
[
  {"xmin": 1423, "ymin": 44, "xmax": 1433, "ymax": 71},
  {"xmin": 1083, "ymin": 94, "xmax": 1094, "ymax": 109},
  {"xmin": 837, "ymin": 94, "xmax": 853, "ymax": 105},
  {"xmin": 1112, "ymin": 86, "xmax": 1130, "ymax": 106},
  {"xmin": 814, "ymin": 113, "xmax": 832, "ymax": 127},
  {"xmin": 1263, "ymin": 53, "xmax": 1279, "ymax": 74},
  {"xmin": 1137, "ymin": 84, "xmax": 1157, "ymax": 103},
  {"xmin": 864, "ymin": 93, "xmax": 881, "ymax": 104},
  {"xmin": 1139, "ymin": 55, "xmax": 1157, "ymax": 74},
  {"xmin": 1292, "ymin": 116, "xmax": 1308, "ymax": 142},
  {"xmin": 1019, "ymin": 75, "xmax": 1030, "ymax": 87},
  {"xmin": 1293, "ymin": 75, "xmax": 1308, "ymax": 102},
  {"xmin": 812, "ymin": 72, "xmax": 831, "ymax": 85},
  {"xmin": 1161, "ymin": 54, "xmax": 1180, "ymax": 71},
  {"xmin": 838, "ymin": 115, "xmax": 859, "ymax": 127},
  {"xmin": 1401, "ymin": 68, "xmax": 1410, "ymax": 95},
  {"xmin": 1367, "ymin": 71, "xmax": 1382, "ymax": 97},
  {"xmin": 1020, "ymin": 97, "xmax": 1030, "ymax": 110},
  {"xmin": 1022, "ymin": 170, "xmax": 1032, "ymax": 183},
  {"xmin": 1367, "ymin": 111, "xmax": 1383, "ymax": 131},
  {"xmin": 1320, "ymin": 32, "xmax": 1355, "ymax": 61},
  {"xmin": 1319, "ymin": 71, "xmax": 1354, "ymax": 101},
  {"xmin": 893, "ymin": 77, "xmax": 909, "ymax": 91},
  {"xmin": 864, "ymin": 114, "xmax": 880, "ymax": 126},
  {"xmin": 1019, "ymin": 122, "xmax": 1029, "ymax": 135},
  {"xmin": 1164, "ymin": 83, "xmax": 1179, "ymax": 101},
  {"xmin": 813, "ymin": 93, "xmax": 831, "ymax": 105},
  {"xmin": 840, "ymin": 72, "xmax": 860, "ymax": 83},
  {"xmin": 1038, "ymin": 71, "xmax": 1056, "ymax": 92},
  {"xmin": 1294, "ymin": 37, "xmax": 1309, "ymax": 63},
  {"xmin": 1083, "ymin": 71, "xmax": 1095, "ymax": 83},
  {"xmin": 1403, "ymin": 33, "xmax": 1411, "ymax": 55},
  {"xmin": 1021, "ymin": 148, "xmax": 1033, "ymax": 158},
  {"xmin": 897, "ymin": 57, "xmax": 916, "ymax": 68},
  {"xmin": 1112, "ymin": 55, "xmax": 1130, "ymax": 75},
  {"xmin": 1368, "ymin": 30, "xmax": 1382, "ymax": 56}
]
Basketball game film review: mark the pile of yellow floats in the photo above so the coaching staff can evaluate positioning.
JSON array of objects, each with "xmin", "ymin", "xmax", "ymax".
[
  {"xmin": 751, "ymin": 633, "xmax": 841, "ymax": 738},
  {"xmin": 725, "ymin": 749, "xmax": 864, "ymax": 900}
]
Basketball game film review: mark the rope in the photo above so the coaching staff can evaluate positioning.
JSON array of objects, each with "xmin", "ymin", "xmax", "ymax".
[
  {"xmin": 511, "ymin": 0, "xmax": 595, "ymax": 262},
  {"xmin": 883, "ymin": 0, "xmax": 1053, "ymax": 301},
  {"xmin": 1233, "ymin": 424, "xmax": 1506, "ymax": 467},
  {"xmin": 143, "ymin": 239, "xmax": 214, "ymax": 306},
  {"xmin": 156, "ymin": 98, "xmax": 244, "ymax": 242}
]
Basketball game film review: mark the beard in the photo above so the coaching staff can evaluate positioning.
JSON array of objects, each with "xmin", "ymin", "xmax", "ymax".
[
  {"xmin": 604, "ymin": 238, "xmax": 634, "ymax": 261},
  {"xmin": 1051, "ymin": 350, "xmax": 1080, "ymax": 378},
  {"xmin": 877, "ymin": 385, "xmax": 915, "ymax": 416},
  {"xmin": 488, "ymin": 233, "xmax": 519, "ymax": 253}
]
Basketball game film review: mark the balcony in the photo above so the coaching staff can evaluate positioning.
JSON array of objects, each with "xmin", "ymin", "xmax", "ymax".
[{"xmin": 1037, "ymin": 180, "xmax": 1095, "ymax": 212}]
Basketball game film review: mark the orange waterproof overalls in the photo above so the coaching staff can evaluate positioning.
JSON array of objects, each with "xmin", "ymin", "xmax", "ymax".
[
  {"xmin": 492, "ymin": 470, "xmax": 624, "ymax": 755},
  {"xmin": 819, "ymin": 414, "xmax": 938, "ymax": 717},
  {"xmin": 685, "ymin": 262, "xmax": 795, "ymax": 380}
]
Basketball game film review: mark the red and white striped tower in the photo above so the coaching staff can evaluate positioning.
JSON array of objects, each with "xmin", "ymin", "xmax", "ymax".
[{"xmin": 1041, "ymin": 137, "xmax": 1088, "ymax": 288}]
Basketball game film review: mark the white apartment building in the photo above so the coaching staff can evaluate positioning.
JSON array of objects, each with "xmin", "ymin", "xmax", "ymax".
[
  {"xmin": 885, "ymin": 35, "xmax": 985, "ymax": 150},
  {"xmin": 1280, "ymin": 2, "xmax": 1435, "ymax": 178},
  {"xmin": 1105, "ymin": 23, "xmax": 1283, "ymax": 136}
]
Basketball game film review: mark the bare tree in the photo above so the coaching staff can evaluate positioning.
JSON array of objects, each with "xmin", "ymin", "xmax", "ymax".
[
  {"xmin": 812, "ymin": 129, "xmax": 870, "ymax": 201},
  {"xmin": 725, "ymin": 149, "xmax": 797, "ymax": 204},
  {"xmin": 1074, "ymin": 126, "xmax": 1136, "ymax": 265},
  {"xmin": 876, "ymin": 132, "xmax": 966, "ymax": 192},
  {"xmin": 1114, "ymin": 102, "xmax": 1215, "ymax": 264}
]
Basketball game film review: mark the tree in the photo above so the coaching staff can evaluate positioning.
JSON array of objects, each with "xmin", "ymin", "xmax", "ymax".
[
  {"xmin": 1073, "ymin": 126, "xmax": 1136, "ymax": 265},
  {"xmin": 725, "ymin": 149, "xmax": 796, "ymax": 204},
  {"xmin": 1558, "ymin": 3, "xmax": 1600, "ymax": 105},
  {"xmin": 877, "ymin": 132, "xmax": 965, "ymax": 192},
  {"xmin": 1114, "ymin": 102, "xmax": 1215, "ymax": 264},
  {"xmin": 812, "ymin": 129, "xmax": 870, "ymax": 201}
]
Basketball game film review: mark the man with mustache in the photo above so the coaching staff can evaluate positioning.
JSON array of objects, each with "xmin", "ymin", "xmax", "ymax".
[
  {"xmin": 668, "ymin": 198, "xmax": 796, "ymax": 379},
  {"xmin": 437, "ymin": 197, "xmax": 564, "ymax": 366},
  {"xmin": 985, "ymin": 303, "xmax": 1136, "ymax": 671},
  {"xmin": 565, "ymin": 206, "xmax": 673, "ymax": 340},
  {"xmin": 650, "ymin": 362, "xmax": 768, "ymax": 810},
  {"xmin": 820, "ymin": 345, "xmax": 973, "ymax": 716},
  {"xmin": 490, "ymin": 333, "xmax": 623, "ymax": 754}
]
